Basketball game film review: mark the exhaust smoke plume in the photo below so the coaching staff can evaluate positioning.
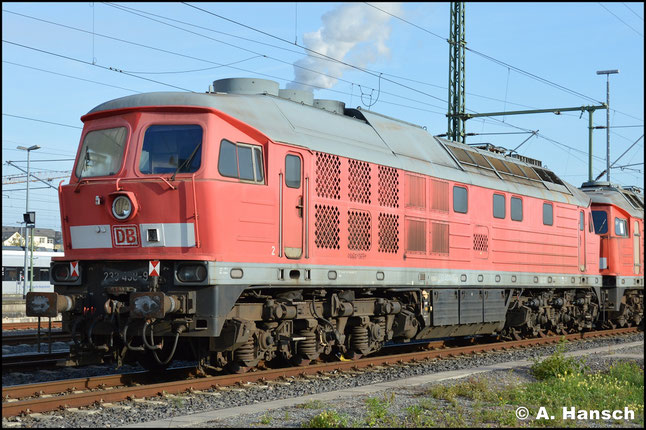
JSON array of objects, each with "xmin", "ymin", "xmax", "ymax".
[{"xmin": 288, "ymin": 3, "xmax": 402, "ymax": 91}]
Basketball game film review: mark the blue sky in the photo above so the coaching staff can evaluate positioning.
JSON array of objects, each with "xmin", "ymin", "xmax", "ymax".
[{"xmin": 2, "ymin": 2, "xmax": 644, "ymax": 231}]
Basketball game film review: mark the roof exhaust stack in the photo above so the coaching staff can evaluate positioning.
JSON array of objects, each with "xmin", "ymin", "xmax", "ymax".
[{"xmin": 212, "ymin": 78, "xmax": 279, "ymax": 96}]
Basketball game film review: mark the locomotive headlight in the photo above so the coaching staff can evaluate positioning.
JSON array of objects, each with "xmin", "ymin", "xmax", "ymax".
[
  {"xmin": 176, "ymin": 263, "xmax": 207, "ymax": 283},
  {"xmin": 112, "ymin": 195, "xmax": 132, "ymax": 220}
]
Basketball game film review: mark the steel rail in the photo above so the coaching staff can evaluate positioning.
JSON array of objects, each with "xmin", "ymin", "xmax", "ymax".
[
  {"xmin": 1, "ymin": 326, "xmax": 639, "ymax": 418},
  {"xmin": 2, "ymin": 321, "xmax": 62, "ymax": 331}
]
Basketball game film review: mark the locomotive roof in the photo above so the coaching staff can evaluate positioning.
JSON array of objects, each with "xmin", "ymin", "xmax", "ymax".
[
  {"xmin": 581, "ymin": 182, "xmax": 644, "ymax": 219},
  {"xmin": 87, "ymin": 90, "xmax": 591, "ymax": 207}
]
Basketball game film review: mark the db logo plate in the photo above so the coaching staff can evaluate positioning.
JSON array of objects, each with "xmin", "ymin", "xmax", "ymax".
[{"xmin": 112, "ymin": 225, "xmax": 140, "ymax": 247}]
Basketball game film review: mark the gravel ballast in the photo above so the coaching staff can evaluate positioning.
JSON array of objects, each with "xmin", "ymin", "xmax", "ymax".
[{"xmin": 1, "ymin": 332, "xmax": 643, "ymax": 428}]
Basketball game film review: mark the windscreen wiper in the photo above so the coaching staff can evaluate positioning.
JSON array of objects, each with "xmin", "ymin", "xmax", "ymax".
[{"xmin": 171, "ymin": 142, "xmax": 202, "ymax": 182}]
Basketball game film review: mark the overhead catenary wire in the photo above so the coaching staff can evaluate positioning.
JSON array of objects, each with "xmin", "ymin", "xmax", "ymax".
[
  {"xmin": 2, "ymin": 40, "xmax": 195, "ymax": 92},
  {"xmin": 3, "ymin": 8, "xmax": 449, "ymax": 113},
  {"xmin": 598, "ymin": 2, "xmax": 644, "ymax": 37},
  {"xmin": 3, "ymin": 3, "xmax": 641, "ymax": 189},
  {"xmin": 178, "ymin": 1, "xmax": 638, "ymax": 160},
  {"xmin": 3, "ymin": 60, "xmax": 139, "ymax": 93},
  {"xmin": 3, "ymin": 113, "xmax": 82, "ymax": 130},
  {"xmin": 622, "ymin": 2, "xmax": 644, "ymax": 20},
  {"xmin": 105, "ymin": 1, "xmax": 555, "ymax": 114}
]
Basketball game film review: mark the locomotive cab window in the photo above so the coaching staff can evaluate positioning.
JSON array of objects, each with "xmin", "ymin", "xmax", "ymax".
[
  {"xmin": 493, "ymin": 193, "xmax": 505, "ymax": 219},
  {"xmin": 453, "ymin": 185, "xmax": 468, "ymax": 214},
  {"xmin": 543, "ymin": 203, "xmax": 553, "ymax": 226},
  {"xmin": 615, "ymin": 217, "xmax": 628, "ymax": 237},
  {"xmin": 511, "ymin": 197, "xmax": 523, "ymax": 221},
  {"xmin": 76, "ymin": 127, "xmax": 128, "ymax": 178},
  {"xmin": 592, "ymin": 210, "xmax": 608, "ymax": 234},
  {"xmin": 218, "ymin": 139, "xmax": 264, "ymax": 183},
  {"xmin": 139, "ymin": 125, "xmax": 202, "ymax": 175}
]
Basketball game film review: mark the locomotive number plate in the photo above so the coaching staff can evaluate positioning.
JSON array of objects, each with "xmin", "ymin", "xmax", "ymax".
[{"xmin": 102, "ymin": 268, "xmax": 149, "ymax": 286}]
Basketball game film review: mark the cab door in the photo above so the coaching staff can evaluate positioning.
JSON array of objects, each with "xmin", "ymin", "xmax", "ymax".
[
  {"xmin": 634, "ymin": 220, "xmax": 641, "ymax": 275},
  {"xmin": 282, "ymin": 152, "xmax": 304, "ymax": 259},
  {"xmin": 578, "ymin": 210, "xmax": 586, "ymax": 271}
]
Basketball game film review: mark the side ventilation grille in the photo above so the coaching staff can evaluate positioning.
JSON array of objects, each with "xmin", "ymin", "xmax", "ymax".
[
  {"xmin": 314, "ymin": 205, "xmax": 340, "ymax": 249},
  {"xmin": 378, "ymin": 166, "xmax": 399, "ymax": 208},
  {"xmin": 348, "ymin": 210, "xmax": 371, "ymax": 251},
  {"xmin": 315, "ymin": 152, "xmax": 341, "ymax": 200},
  {"xmin": 348, "ymin": 159, "xmax": 371, "ymax": 204},
  {"xmin": 378, "ymin": 213, "xmax": 400, "ymax": 253}
]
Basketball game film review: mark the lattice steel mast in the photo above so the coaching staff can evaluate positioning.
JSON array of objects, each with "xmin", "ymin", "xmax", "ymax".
[{"xmin": 447, "ymin": 2, "xmax": 466, "ymax": 143}]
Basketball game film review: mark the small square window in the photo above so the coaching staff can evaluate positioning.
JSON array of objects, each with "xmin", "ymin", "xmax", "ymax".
[
  {"xmin": 615, "ymin": 217, "xmax": 628, "ymax": 237},
  {"xmin": 285, "ymin": 155, "xmax": 301, "ymax": 188},
  {"xmin": 493, "ymin": 194, "xmax": 505, "ymax": 219},
  {"xmin": 543, "ymin": 203, "xmax": 553, "ymax": 226},
  {"xmin": 511, "ymin": 197, "xmax": 523, "ymax": 221},
  {"xmin": 453, "ymin": 186, "xmax": 468, "ymax": 214}
]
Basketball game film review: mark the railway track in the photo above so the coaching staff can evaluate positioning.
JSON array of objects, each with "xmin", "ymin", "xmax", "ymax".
[
  {"xmin": 1, "ymin": 331, "xmax": 71, "ymax": 346},
  {"xmin": 2, "ymin": 351, "xmax": 71, "ymax": 371},
  {"xmin": 2, "ymin": 321, "xmax": 62, "ymax": 331},
  {"xmin": 2, "ymin": 326, "xmax": 639, "ymax": 418}
]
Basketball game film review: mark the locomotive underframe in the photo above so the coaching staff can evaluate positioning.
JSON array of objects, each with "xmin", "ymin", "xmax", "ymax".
[{"xmin": 36, "ymin": 260, "xmax": 643, "ymax": 371}]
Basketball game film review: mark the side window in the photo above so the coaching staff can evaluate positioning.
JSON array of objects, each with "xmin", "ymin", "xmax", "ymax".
[
  {"xmin": 285, "ymin": 155, "xmax": 301, "ymax": 188},
  {"xmin": 580, "ymin": 211, "xmax": 585, "ymax": 231},
  {"xmin": 592, "ymin": 210, "xmax": 608, "ymax": 234},
  {"xmin": 237, "ymin": 146, "xmax": 254, "ymax": 181},
  {"xmin": 254, "ymin": 147, "xmax": 264, "ymax": 182},
  {"xmin": 615, "ymin": 217, "xmax": 628, "ymax": 237},
  {"xmin": 493, "ymin": 193, "xmax": 505, "ymax": 219},
  {"xmin": 543, "ymin": 203, "xmax": 553, "ymax": 226},
  {"xmin": 453, "ymin": 185, "xmax": 468, "ymax": 214},
  {"xmin": 218, "ymin": 140, "xmax": 238, "ymax": 178},
  {"xmin": 218, "ymin": 139, "xmax": 264, "ymax": 184},
  {"xmin": 511, "ymin": 197, "xmax": 523, "ymax": 221}
]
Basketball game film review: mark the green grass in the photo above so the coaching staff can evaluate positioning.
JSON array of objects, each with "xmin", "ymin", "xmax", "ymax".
[
  {"xmin": 298, "ymin": 346, "xmax": 643, "ymax": 428},
  {"xmin": 364, "ymin": 392, "xmax": 396, "ymax": 426},
  {"xmin": 296, "ymin": 400, "xmax": 328, "ymax": 410},
  {"xmin": 529, "ymin": 338, "xmax": 588, "ymax": 381},
  {"xmin": 504, "ymin": 361, "xmax": 644, "ymax": 427},
  {"xmin": 302, "ymin": 410, "xmax": 350, "ymax": 428}
]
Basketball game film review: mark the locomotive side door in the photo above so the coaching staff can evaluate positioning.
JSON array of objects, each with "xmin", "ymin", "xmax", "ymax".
[
  {"xmin": 633, "ymin": 220, "xmax": 641, "ymax": 275},
  {"xmin": 578, "ymin": 210, "xmax": 586, "ymax": 271},
  {"xmin": 282, "ymin": 152, "xmax": 304, "ymax": 259}
]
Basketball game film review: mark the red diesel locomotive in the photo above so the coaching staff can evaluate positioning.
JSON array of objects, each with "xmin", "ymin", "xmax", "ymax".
[{"xmin": 26, "ymin": 78, "xmax": 643, "ymax": 371}]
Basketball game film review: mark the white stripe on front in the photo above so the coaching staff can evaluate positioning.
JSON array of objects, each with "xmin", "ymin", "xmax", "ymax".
[
  {"xmin": 69, "ymin": 223, "xmax": 196, "ymax": 249},
  {"xmin": 70, "ymin": 225, "xmax": 112, "ymax": 249},
  {"xmin": 140, "ymin": 223, "xmax": 195, "ymax": 247}
]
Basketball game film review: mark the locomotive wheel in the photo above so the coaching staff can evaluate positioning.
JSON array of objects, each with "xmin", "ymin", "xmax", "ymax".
[{"xmin": 537, "ymin": 328, "xmax": 547, "ymax": 338}]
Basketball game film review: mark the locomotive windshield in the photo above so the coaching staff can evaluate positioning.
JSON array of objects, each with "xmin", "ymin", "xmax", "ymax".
[
  {"xmin": 139, "ymin": 124, "xmax": 202, "ymax": 174},
  {"xmin": 75, "ymin": 127, "xmax": 127, "ymax": 178}
]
